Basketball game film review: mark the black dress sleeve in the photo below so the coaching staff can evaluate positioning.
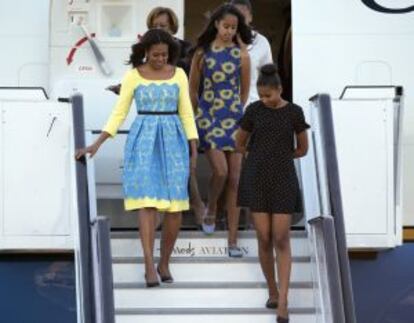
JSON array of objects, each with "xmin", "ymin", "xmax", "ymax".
[
  {"xmin": 292, "ymin": 104, "xmax": 310, "ymax": 134},
  {"xmin": 238, "ymin": 102, "xmax": 258, "ymax": 132}
]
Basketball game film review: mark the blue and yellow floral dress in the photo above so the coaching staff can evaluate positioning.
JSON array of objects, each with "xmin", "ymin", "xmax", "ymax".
[
  {"xmin": 103, "ymin": 67, "xmax": 198, "ymax": 212},
  {"xmin": 196, "ymin": 44, "xmax": 242, "ymax": 151}
]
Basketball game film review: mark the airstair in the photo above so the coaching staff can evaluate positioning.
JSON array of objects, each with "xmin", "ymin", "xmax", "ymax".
[{"xmin": 111, "ymin": 230, "xmax": 316, "ymax": 323}]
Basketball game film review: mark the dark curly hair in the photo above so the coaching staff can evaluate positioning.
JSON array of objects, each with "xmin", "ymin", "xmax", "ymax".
[
  {"xmin": 195, "ymin": 3, "xmax": 253, "ymax": 51},
  {"xmin": 128, "ymin": 29, "xmax": 180, "ymax": 67}
]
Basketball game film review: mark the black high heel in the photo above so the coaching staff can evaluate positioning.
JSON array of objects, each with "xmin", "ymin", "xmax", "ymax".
[
  {"xmin": 276, "ymin": 316, "xmax": 289, "ymax": 323},
  {"xmin": 265, "ymin": 298, "xmax": 278, "ymax": 309},
  {"xmin": 144, "ymin": 274, "xmax": 160, "ymax": 288},
  {"xmin": 157, "ymin": 266, "xmax": 174, "ymax": 283}
]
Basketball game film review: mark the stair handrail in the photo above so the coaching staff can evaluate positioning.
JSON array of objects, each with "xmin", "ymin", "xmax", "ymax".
[
  {"xmin": 306, "ymin": 94, "xmax": 357, "ymax": 323},
  {"xmin": 72, "ymin": 94, "xmax": 115, "ymax": 323}
]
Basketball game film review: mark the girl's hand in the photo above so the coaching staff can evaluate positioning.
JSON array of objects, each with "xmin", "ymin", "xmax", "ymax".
[{"xmin": 75, "ymin": 143, "xmax": 100, "ymax": 160}]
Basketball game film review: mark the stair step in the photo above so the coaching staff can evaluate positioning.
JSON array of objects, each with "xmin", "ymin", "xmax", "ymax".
[
  {"xmin": 116, "ymin": 307, "xmax": 316, "ymax": 315},
  {"xmin": 114, "ymin": 286, "xmax": 314, "ymax": 309},
  {"xmin": 116, "ymin": 309, "xmax": 317, "ymax": 323},
  {"xmin": 111, "ymin": 235, "xmax": 309, "ymax": 259},
  {"xmin": 110, "ymin": 230, "xmax": 307, "ymax": 239},
  {"xmin": 112, "ymin": 257, "xmax": 312, "ymax": 283},
  {"xmin": 114, "ymin": 281, "xmax": 313, "ymax": 289}
]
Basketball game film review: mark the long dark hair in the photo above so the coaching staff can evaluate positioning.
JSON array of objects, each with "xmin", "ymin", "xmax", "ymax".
[
  {"xmin": 195, "ymin": 4, "xmax": 253, "ymax": 51},
  {"xmin": 128, "ymin": 29, "xmax": 180, "ymax": 67}
]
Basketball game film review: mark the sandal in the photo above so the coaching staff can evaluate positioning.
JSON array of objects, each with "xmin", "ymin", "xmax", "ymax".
[
  {"xmin": 201, "ymin": 210, "xmax": 216, "ymax": 235},
  {"xmin": 228, "ymin": 245, "xmax": 243, "ymax": 258},
  {"xmin": 192, "ymin": 204, "xmax": 206, "ymax": 226}
]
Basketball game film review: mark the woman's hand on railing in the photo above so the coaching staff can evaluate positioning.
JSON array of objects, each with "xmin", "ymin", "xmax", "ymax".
[{"xmin": 75, "ymin": 142, "xmax": 100, "ymax": 160}]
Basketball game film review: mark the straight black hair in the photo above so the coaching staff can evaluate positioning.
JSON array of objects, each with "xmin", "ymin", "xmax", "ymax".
[
  {"xmin": 257, "ymin": 64, "xmax": 282, "ymax": 88},
  {"xmin": 195, "ymin": 3, "xmax": 253, "ymax": 51},
  {"xmin": 128, "ymin": 29, "xmax": 180, "ymax": 67}
]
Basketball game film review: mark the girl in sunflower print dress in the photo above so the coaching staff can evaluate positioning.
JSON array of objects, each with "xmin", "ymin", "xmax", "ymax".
[{"xmin": 189, "ymin": 4, "xmax": 251, "ymax": 256}]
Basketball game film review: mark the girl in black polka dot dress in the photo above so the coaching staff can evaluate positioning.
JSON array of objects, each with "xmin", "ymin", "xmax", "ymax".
[{"xmin": 236, "ymin": 64, "xmax": 310, "ymax": 323}]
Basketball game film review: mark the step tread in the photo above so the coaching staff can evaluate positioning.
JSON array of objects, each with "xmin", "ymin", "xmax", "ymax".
[
  {"xmin": 112, "ymin": 256, "xmax": 311, "ymax": 264},
  {"xmin": 111, "ymin": 230, "xmax": 307, "ymax": 239},
  {"xmin": 115, "ymin": 307, "xmax": 316, "ymax": 315},
  {"xmin": 114, "ymin": 281, "xmax": 313, "ymax": 289}
]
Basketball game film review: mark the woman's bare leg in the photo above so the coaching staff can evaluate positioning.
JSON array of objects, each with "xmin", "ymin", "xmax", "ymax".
[
  {"xmin": 158, "ymin": 212, "xmax": 182, "ymax": 277},
  {"xmin": 138, "ymin": 208, "xmax": 158, "ymax": 282},
  {"xmin": 253, "ymin": 212, "xmax": 279, "ymax": 302},
  {"xmin": 272, "ymin": 213, "xmax": 292, "ymax": 318}
]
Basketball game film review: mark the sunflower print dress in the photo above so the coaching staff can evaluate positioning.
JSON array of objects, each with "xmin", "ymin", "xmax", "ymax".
[
  {"xmin": 103, "ymin": 67, "xmax": 198, "ymax": 212},
  {"xmin": 197, "ymin": 44, "xmax": 242, "ymax": 151}
]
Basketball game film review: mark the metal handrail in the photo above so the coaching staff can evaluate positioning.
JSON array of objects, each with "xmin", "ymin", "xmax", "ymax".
[
  {"xmin": 72, "ymin": 94, "xmax": 115, "ymax": 323},
  {"xmin": 308, "ymin": 94, "xmax": 357, "ymax": 323}
]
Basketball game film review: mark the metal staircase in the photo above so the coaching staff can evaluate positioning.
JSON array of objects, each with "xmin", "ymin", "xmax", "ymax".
[{"xmin": 111, "ymin": 230, "xmax": 318, "ymax": 323}]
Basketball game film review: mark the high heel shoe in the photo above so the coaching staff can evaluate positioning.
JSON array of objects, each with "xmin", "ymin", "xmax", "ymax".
[
  {"xmin": 157, "ymin": 266, "xmax": 173, "ymax": 283},
  {"xmin": 277, "ymin": 302, "xmax": 289, "ymax": 322},
  {"xmin": 276, "ymin": 316, "xmax": 289, "ymax": 323},
  {"xmin": 265, "ymin": 297, "xmax": 278, "ymax": 309},
  {"xmin": 144, "ymin": 274, "xmax": 160, "ymax": 288}
]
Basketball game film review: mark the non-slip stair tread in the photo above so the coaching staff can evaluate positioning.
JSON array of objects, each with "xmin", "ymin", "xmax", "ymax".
[
  {"xmin": 115, "ymin": 307, "xmax": 316, "ymax": 315},
  {"xmin": 114, "ymin": 281, "xmax": 314, "ymax": 289},
  {"xmin": 112, "ymin": 256, "xmax": 311, "ymax": 264},
  {"xmin": 111, "ymin": 230, "xmax": 307, "ymax": 239}
]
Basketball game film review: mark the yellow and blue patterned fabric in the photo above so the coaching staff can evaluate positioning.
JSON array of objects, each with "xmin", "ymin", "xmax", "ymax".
[
  {"xmin": 103, "ymin": 67, "xmax": 198, "ymax": 212},
  {"xmin": 197, "ymin": 44, "xmax": 242, "ymax": 151}
]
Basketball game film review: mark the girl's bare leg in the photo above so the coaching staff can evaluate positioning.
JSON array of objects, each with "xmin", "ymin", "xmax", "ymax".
[
  {"xmin": 190, "ymin": 168, "xmax": 205, "ymax": 225},
  {"xmin": 225, "ymin": 152, "xmax": 242, "ymax": 246},
  {"xmin": 272, "ymin": 213, "xmax": 292, "ymax": 318},
  {"xmin": 253, "ymin": 212, "xmax": 279, "ymax": 302},
  {"xmin": 204, "ymin": 149, "xmax": 228, "ymax": 224}
]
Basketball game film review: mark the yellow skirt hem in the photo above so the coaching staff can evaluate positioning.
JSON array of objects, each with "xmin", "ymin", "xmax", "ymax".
[{"xmin": 124, "ymin": 197, "xmax": 189, "ymax": 212}]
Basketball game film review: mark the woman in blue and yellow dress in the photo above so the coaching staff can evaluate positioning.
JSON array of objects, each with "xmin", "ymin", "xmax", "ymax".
[
  {"xmin": 189, "ymin": 4, "xmax": 251, "ymax": 256},
  {"xmin": 76, "ymin": 29, "xmax": 198, "ymax": 287}
]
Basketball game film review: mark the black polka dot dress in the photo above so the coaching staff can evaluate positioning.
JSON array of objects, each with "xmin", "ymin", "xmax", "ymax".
[{"xmin": 237, "ymin": 101, "xmax": 310, "ymax": 214}]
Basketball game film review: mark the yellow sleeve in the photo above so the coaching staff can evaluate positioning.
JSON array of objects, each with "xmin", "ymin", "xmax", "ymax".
[
  {"xmin": 102, "ymin": 70, "xmax": 137, "ymax": 137},
  {"xmin": 176, "ymin": 68, "xmax": 199, "ymax": 140}
]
